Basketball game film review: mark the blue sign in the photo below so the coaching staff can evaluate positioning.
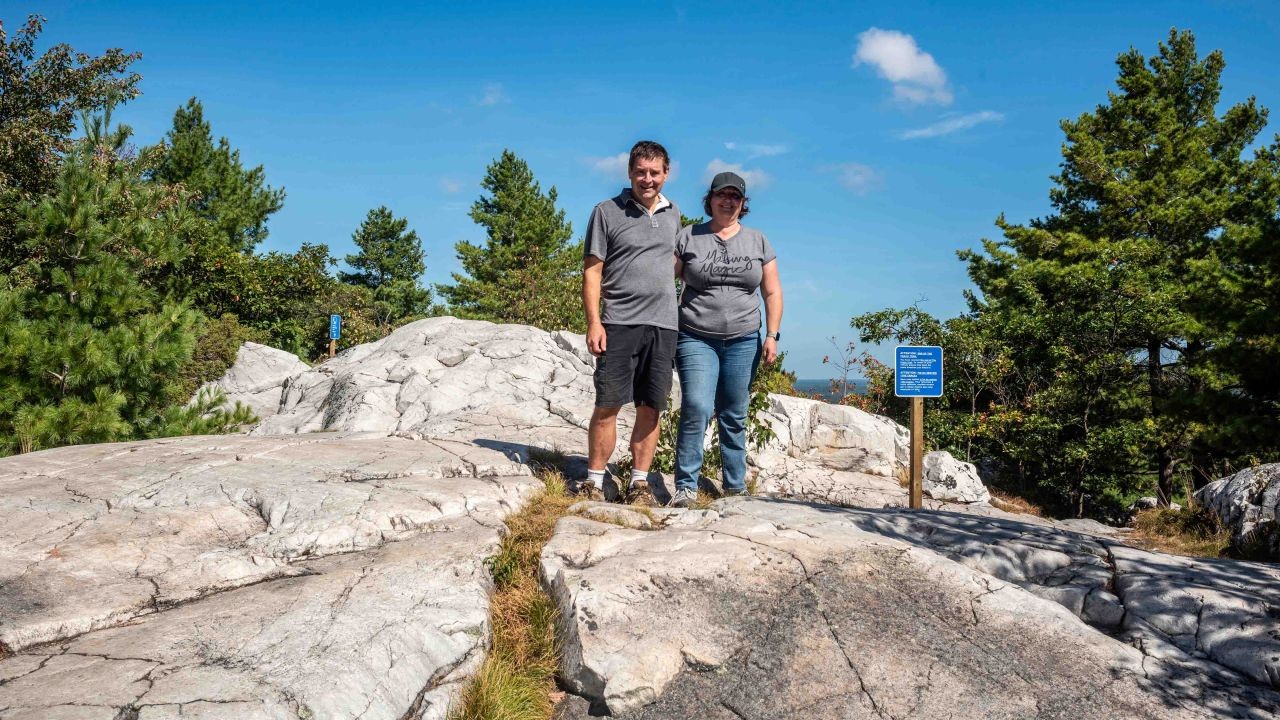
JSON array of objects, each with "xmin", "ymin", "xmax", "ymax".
[
  {"xmin": 895, "ymin": 346, "xmax": 943, "ymax": 397},
  {"xmin": 329, "ymin": 314, "xmax": 342, "ymax": 340}
]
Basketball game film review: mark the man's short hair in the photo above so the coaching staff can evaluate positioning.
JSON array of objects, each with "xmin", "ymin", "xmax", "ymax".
[{"xmin": 629, "ymin": 140, "xmax": 670, "ymax": 172}]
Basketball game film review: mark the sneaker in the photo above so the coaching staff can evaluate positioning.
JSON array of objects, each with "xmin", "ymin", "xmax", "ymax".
[
  {"xmin": 722, "ymin": 487, "xmax": 749, "ymax": 498},
  {"xmin": 573, "ymin": 482, "xmax": 604, "ymax": 501},
  {"xmin": 603, "ymin": 475, "xmax": 622, "ymax": 503},
  {"xmin": 668, "ymin": 488, "xmax": 698, "ymax": 508}
]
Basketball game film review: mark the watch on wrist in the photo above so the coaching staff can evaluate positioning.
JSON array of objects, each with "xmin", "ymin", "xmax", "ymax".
[{"xmin": 766, "ymin": 331, "xmax": 781, "ymax": 342}]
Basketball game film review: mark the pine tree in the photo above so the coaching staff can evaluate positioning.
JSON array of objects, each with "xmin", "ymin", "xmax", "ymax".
[
  {"xmin": 437, "ymin": 150, "xmax": 584, "ymax": 331},
  {"xmin": 0, "ymin": 109, "xmax": 250, "ymax": 455},
  {"xmin": 339, "ymin": 206, "xmax": 433, "ymax": 325},
  {"xmin": 958, "ymin": 29, "xmax": 1280, "ymax": 510},
  {"xmin": 0, "ymin": 14, "xmax": 141, "ymax": 281},
  {"xmin": 149, "ymin": 97, "xmax": 284, "ymax": 253}
]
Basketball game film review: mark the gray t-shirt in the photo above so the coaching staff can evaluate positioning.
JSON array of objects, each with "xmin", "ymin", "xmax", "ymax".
[
  {"xmin": 676, "ymin": 223, "xmax": 776, "ymax": 339},
  {"xmin": 583, "ymin": 190, "xmax": 681, "ymax": 330}
]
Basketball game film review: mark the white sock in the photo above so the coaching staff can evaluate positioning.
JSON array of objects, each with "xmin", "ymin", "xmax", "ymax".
[
  {"xmin": 631, "ymin": 468, "xmax": 649, "ymax": 486},
  {"xmin": 587, "ymin": 468, "xmax": 607, "ymax": 489}
]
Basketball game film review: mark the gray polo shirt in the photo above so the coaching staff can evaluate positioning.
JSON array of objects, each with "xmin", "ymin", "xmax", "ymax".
[
  {"xmin": 583, "ymin": 189, "xmax": 681, "ymax": 330},
  {"xmin": 677, "ymin": 223, "xmax": 776, "ymax": 339}
]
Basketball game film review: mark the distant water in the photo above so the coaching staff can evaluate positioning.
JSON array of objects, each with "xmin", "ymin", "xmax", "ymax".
[{"xmin": 792, "ymin": 378, "xmax": 867, "ymax": 401}]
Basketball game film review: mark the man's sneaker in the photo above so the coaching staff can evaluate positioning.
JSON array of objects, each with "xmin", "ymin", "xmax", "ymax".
[
  {"xmin": 603, "ymin": 475, "xmax": 622, "ymax": 503},
  {"xmin": 573, "ymin": 482, "xmax": 604, "ymax": 501},
  {"xmin": 668, "ymin": 488, "xmax": 698, "ymax": 508},
  {"xmin": 722, "ymin": 487, "xmax": 749, "ymax": 498}
]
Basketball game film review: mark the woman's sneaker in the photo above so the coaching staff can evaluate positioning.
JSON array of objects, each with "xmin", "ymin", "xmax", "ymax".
[
  {"xmin": 668, "ymin": 488, "xmax": 698, "ymax": 508},
  {"xmin": 722, "ymin": 487, "xmax": 749, "ymax": 497}
]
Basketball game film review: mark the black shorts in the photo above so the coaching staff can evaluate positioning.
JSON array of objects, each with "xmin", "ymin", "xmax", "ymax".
[{"xmin": 594, "ymin": 324, "xmax": 676, "ymax": 410}]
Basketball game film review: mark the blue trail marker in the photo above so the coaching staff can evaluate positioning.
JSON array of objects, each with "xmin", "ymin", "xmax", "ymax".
[{"xmin": 329, "ymin": 314, "xmax": 342, "ymax": 340}]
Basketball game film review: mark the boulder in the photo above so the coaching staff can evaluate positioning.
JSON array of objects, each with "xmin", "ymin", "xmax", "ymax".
[
  {"xmin": 195, "ymin": 342, "xmax": 309, "ymax": 420},
  {"xmin": 543, "ymin": 499, "xmax": 1280, "ymax": 718},
  {"xmin": 251, "ymin": 317, "xmax": 610, "ymax": 457},
  {"xmin": 923, "ymin": 450, "xmax": 991, "ymax": 504},
  {"xmin": 0, "ymin": 433, "xmax": 541, "ymax": 719},
  {"xmin": 1195, "ymin": 463, "xmax": 1280, "ymax": 560},
  {"xmin": 752, "ymin": 394, "xmax": 908, "ymax": 480}
]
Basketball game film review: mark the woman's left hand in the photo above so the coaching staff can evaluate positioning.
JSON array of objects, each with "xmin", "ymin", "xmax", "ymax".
[{"xmin": 762, "ymin": 337, "xmax": 778, "ymax": 364}]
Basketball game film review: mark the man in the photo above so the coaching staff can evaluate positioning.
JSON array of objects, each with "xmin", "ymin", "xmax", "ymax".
[{"xmin": 581, "ymin": 140, "xmax": 681, "ymax": 501}]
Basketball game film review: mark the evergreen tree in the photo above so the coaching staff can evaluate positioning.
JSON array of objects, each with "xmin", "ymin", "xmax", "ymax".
[
  {"xmin": 149, "ymin": 97, "xmax": 284, "ymax": 253},
  {"xmin": 944, "ymin": 30, "xmax": 1280, "ymax": 511},
  {"xmin": 437, "ymin": 150, "xmax": 584, "ymax": 331},
  {"xmin": 339, "ymin": 206, "xmax": 433, "ymax": 325},
  {"xmin": 142, "ymin": 98, "xmax": 353, "ymax": 358},
  {"xmin": 0, "ymin": 109, "xmax": 249, "ymax": 455},
  {"xmin": 1196, "ymin": 150, "xmax": 1280, "ymax": 470},
  {"xmin": 1027, "ymin": 29, "xmax": 1277, "ymax": 501},
  {"xmin": 0, "ymin": 14, "xmax": 140, "ymax": 281}
]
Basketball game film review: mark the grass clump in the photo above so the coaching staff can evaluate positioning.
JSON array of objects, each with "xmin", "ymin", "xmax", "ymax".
[
  {"xmin": 1128, "ymin": 505, "xmax": 1231, "ymax": 558},
  {"xmin": 451, "ymin": 470, "xmax": 577, "ymax": 720},
  {"xmin": 989, "ymin": 488, "xmax": 1045, "ymax": 517}
]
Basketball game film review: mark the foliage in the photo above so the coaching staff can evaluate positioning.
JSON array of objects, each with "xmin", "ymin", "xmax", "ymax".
[
  {"xmin": 1129, "ymin": 506, "xmax": 1230, "ymax": 558},
  {"xmin": 173, "ymin": 313, "xmax": 269, "ymax": 401},
  {"xmin": 139, "ymin": 98, "xmax": 348, "ymax": 357},
  {"xmin": 843, "ymin": 30, "xmax": 1280, "ymax": 519},
  {"xmin": 338, "ymin": 205, "xmax": 434, "ymax": 325},
  {"xmin": 752, "ymin": 351, "xmax": 798, "ymax": 396},
  {"xmin": 148, "ymin": 97, "xmax": 284, "ymax": 254},
  {"xmin": 0, "ymin": 110, "xmax": 240, "ymax": 455},
  {"xmin": 438, "ymin": 150, "xmax": 584, "ymax": 331},
  {"xmin": 146, "ymin": 386, "xmax": 258, "ymax": 439},
  {"xmin": 0, "ymin": 14, "xmax": 141, "ymax": 281},
  {"xmin": 456, "ymin": 470, "xmax": 574, "ymax": 720},
  {"xmin": 1025, "ymin": 28, "xmax": 1278, "ymax": 503},
  {"xmin": 629, "ymin": 386, "xmax": 777, "ymax": 487}
]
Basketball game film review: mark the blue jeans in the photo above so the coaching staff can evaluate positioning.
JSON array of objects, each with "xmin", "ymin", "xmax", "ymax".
[{"xmin": 674, "ymin": 330, "xmax": 762, "ymax": 493}]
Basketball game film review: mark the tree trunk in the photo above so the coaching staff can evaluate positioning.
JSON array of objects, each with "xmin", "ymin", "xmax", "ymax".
[{"xmin": 1149, "ymin": 338, "xmax": 1176, "ymax": 506}]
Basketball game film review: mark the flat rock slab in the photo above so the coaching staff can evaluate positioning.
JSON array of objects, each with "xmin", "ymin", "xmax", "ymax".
[
  {"xmin": 0, "ymin": 433, "xmax": 543, "ymax": 719},
  {"xmin": 543, "ymin": 498, "xmax": 1280, "ymax": 718}
]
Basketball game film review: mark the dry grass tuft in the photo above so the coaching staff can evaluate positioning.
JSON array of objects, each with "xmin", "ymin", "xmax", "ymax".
[
  {"xmin": 988, "ymin": 488, "xmax": 1045, "ymax": 517},
  {"xmin": 450, "ymin": 470, "xmax": 576, "ymax": 720},
  {"xmin": 1128, "ymin": 506, "xmax": 1231, "ymax": 558}
]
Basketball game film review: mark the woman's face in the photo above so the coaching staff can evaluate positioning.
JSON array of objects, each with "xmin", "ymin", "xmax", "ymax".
[{"xmin": 711, "ymin": 188, "xmax": 744, "ymax": 224}]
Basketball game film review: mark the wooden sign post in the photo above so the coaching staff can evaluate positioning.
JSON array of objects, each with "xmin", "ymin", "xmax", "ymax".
[
  {"xmin": 910, "ymin": 396, "xmax": 924, "ymax": 508},
  {"xmin": 895, "ymin": 346, "xmax": 944, "ymax": 510}
]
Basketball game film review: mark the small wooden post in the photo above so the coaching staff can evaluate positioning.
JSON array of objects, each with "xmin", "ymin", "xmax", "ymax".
[
  {"xmin": 910, "ymin": 396, "xmax": 923, "ymax": 509},
  {"xmin": 328, "ymin": 339, "xmax": 336, "ymax": 359}
]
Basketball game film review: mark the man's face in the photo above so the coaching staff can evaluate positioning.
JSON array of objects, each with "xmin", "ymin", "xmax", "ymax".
[{"xmin": 629, "ymin": 156, "xmax": 668, "ymax": 205}]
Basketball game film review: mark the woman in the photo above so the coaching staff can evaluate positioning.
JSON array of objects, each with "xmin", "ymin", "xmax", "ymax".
[{"xmin": 669, "ymin": 171, "xmax": 783, "ymax": 508}]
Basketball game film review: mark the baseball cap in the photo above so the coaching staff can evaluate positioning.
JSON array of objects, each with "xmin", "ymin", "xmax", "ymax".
[{"xmin": 709, "ymin": 171, "xmax": 747, "ymax": 196}]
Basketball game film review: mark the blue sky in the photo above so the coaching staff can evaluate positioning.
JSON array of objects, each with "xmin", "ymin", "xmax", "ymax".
[{"xmin": 20, "ymin": 1, "xmax": 1280, "ymax": 377}]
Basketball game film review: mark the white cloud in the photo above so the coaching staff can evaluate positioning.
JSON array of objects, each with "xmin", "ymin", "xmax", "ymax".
[
  {"xmin": 589, "ymin": 152, "xmax": 630, "ymax": 178},
  {"xmin": 898, "ymin": 110, "xmax": 1004, "ymax": 139},
  {"xmin": 704, "ymin": 158, "xmax": 769, "ymax": 191},
  {"xmin": 440, "ymin": 178, "xmax": 463, "ymax": 194},
  {"xmin": 724, "ymin": 141, "xmax": 789, "ymax": 159},
  {"xmin": 586, "ymin": 154, "xmax": 680, "ymax": 183},
  {"xmin": 854, "ymin": 28, "xmax": 952, "ymax": 105},
  {"xmin": 478, "ymin": 82, "xmax": 508, "ymax": 106},
  {"xmin": 823, "ymin": 163, "xmax": 880, "ymax": 194}
]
